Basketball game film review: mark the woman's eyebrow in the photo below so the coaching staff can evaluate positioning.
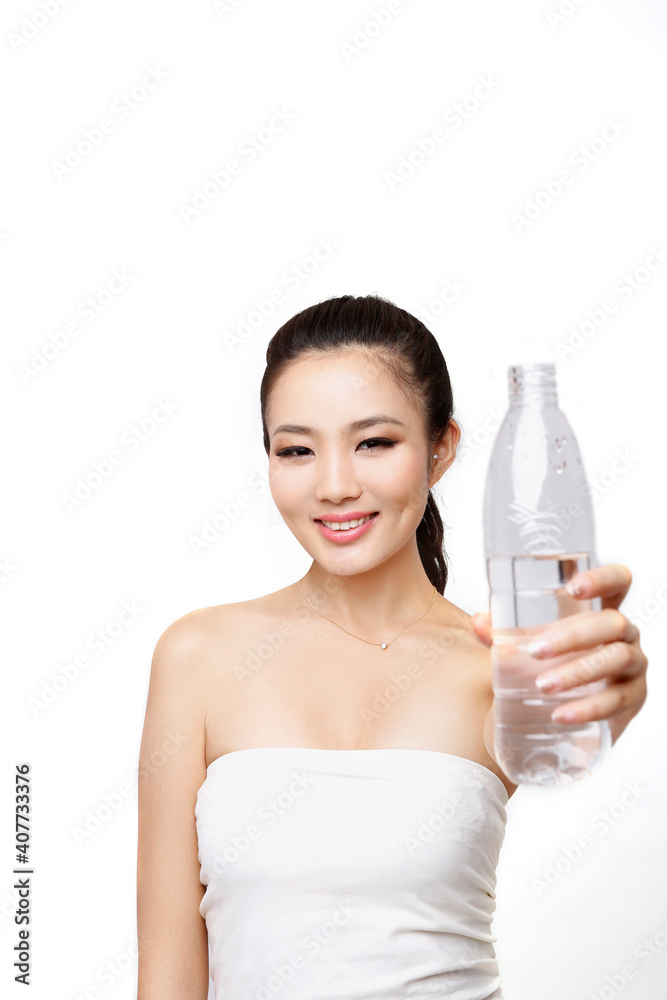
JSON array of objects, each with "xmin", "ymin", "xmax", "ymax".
[{"xmin": 271, "ymin": 415, "xmax": 406, "ymax": 439}]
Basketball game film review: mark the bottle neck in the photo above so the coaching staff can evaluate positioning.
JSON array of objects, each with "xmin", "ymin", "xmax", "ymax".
[{"xmin": 508, "ymin": 362, "xmax": 558, "ymax": 406}]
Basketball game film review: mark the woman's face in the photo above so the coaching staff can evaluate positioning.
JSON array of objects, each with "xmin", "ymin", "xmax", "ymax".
[{"xmin": 267, "ymin": 349, "xmax": 453, "ymax": 575}]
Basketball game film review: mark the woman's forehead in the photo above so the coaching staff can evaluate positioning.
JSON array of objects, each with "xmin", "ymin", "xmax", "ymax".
[{"xmin": 275, "ymin": 350, "xmax": 406, "ymax": 400}]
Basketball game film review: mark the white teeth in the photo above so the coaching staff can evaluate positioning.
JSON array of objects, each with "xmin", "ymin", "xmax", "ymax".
[{"xmin": 321, "ymin": 513, "xmax": 374, "ymax": 531}]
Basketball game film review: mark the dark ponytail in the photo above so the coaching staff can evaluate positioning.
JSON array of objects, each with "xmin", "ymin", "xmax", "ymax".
[{"xmin": 259, "ymin": 294, "xmax": 456, "ymax": 594}]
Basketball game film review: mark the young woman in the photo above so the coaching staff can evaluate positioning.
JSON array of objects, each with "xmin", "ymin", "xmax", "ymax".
[{"xmin": 136, "ymin": 294, "xmax": 648, "ymax": 999}]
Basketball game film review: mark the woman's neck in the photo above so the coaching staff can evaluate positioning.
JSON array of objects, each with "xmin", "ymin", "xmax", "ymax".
[{"xmin": 299, "ymin": 561, "xmax": 437, "ymax": 636}]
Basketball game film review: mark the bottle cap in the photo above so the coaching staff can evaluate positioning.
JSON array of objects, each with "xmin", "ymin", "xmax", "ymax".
[{"xmin": 490, "ymin": 339, "xmax": 559, "ymax": 396}]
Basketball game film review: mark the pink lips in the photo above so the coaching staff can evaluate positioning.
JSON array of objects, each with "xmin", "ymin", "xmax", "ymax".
[
  {"xmin": 315, "ymin": 512, "xmax": 379, "ymax": 543},
  {"xmin": 314, "ymin": 510, "xmax": 376, "ymax": 522}
]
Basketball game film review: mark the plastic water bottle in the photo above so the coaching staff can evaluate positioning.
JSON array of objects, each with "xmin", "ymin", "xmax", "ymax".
[{"xmin": 483, "ymin": 362, "xmax": 611, "ymax": 786}]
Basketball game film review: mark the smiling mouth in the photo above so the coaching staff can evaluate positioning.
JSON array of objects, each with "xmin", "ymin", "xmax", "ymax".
[{"xmin": 316, "ymin": 512, "xmax": 379, "ymax": 531}]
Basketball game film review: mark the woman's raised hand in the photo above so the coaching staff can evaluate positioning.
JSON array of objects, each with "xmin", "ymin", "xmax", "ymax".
[{"xmin": 471, "ymin": 563, "xmax": 649, "ymax": 745}]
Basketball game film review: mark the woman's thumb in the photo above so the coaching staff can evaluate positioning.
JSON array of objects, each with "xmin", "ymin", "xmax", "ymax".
[{"xmin": 470, "ymin": 611, "xmax": 492, "ymax": 646}]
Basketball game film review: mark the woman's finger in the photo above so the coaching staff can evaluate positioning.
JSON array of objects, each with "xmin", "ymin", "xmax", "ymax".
[
  {"xmin": 520, "ymin": 607, "xmax": 640, "ymax": 659},
  {"xmin": 534, "ymin": 640, "xmax": 646, "ymax": 693},
  {"xmin": 550, "ymin": 671, "xmax": 647, "ymax": 725},
  {"xmin": 470, "ymin": 611, "xmax": 491, "ymax": 647},
  {"xmin": 566, "ymin": 563, "xmax": 632, "ymax": 610}
]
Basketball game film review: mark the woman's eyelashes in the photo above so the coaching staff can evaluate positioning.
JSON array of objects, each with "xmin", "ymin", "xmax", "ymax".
[{"xmin": 275, "ymin": 437, "xmax": 398, "ymax": 458}]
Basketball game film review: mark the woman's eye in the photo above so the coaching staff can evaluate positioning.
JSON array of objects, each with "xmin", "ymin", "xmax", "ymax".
[
  {"xmin": 275, "ymin": 438, "xmax": 396, "ymax": 458},
  {"xmin": 358, "ymin": 438, "xmax": 396, "ymax": 451},
  {"xmin": 276, "ymin": 446, "xmax": 311, "ymax": 457}
]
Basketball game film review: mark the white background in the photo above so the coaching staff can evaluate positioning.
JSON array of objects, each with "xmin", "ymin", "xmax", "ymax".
[{"xmin": 2, "ymin": 1, "xmax": 667, "ymax": 998}]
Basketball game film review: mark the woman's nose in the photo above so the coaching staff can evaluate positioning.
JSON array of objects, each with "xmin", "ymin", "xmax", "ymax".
[{"xmin": 313, "ymin": 451, "xmax": 361, "ymax": 503}]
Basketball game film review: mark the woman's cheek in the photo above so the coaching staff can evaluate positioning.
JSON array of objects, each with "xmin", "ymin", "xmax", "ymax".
[{"xmin": 380, "ymin": 454, "xmax": 430, "ymax": 514}]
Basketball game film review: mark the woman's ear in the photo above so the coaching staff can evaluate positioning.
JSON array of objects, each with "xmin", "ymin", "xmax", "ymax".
[{"xmin": 431, "ymin": 419, "xmax": 461, "ymax": 483}]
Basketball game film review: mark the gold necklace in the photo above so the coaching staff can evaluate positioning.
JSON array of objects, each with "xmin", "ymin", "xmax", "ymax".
[{"xmin": 298, "ymin": 578, "xmax": 437, "ymax": 650}]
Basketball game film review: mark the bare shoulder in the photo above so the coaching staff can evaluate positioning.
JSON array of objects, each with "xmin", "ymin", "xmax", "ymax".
[
  {"xmin": 436, "ymin": 600, "xmax": 520, "ymax": 798},
  {"xmin": 155, "ymin": 586, "xmax": 297, "ymax": 670},
  {"xmin": 459, "ymin": 608, "xmax": 493, "ymax": 688},
  {"xmin": 148, "ymin": 604, "xmax": 236, "ymax": 707},
  {"xmin": 433, "ymin": 597, "xmax": 493, "ymax": 686},
  {"xmin": 150, "ymin": 606, "xmax": 225, "ymax": 680}
]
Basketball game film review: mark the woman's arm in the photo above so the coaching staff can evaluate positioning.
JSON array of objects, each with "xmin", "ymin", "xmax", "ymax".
[{"xmin": 137, "ymin": 617, "xmax": 210, "ymax": 1000}]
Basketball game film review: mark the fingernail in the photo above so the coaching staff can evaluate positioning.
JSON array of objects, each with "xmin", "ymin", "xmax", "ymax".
[
  {"xmin": 566, "ymin": 576, "xmax": 587, "ymax": 596},
  {"xmin": 521, "ymin": 638, "xmax": 552, "ymax": 657},
  {"xmin": 552, "ymin": 707, "xmax": 576, "ymax": 724},
  {"xmin": 535, "ymin": 673, "xmax": 559, "ymax": 692}
]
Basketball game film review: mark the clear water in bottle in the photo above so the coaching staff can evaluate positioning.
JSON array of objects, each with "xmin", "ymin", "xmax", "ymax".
[
  {"xmin": 488, "ymin": 552, "xmax": 611, "ymax": 786},
  {"xmin": 484, "ymin": 363, "xmax": 611, "ymax": 786}
]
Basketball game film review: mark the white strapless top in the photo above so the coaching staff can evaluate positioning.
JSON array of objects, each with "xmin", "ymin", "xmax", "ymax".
[{"xmin": 195, "ymin": 747, "xmax": 508, "ymax": 1000}]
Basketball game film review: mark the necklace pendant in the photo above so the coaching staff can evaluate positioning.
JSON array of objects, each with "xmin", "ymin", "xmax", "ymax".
[{"xmin": 380, "ymin": 642, "xmax": 388, "ymax": 650}]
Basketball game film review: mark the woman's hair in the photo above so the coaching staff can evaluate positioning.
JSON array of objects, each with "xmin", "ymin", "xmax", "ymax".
[{"xmin": 260, "ymin": 294, "xmax": 456, "ymax": 594}]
